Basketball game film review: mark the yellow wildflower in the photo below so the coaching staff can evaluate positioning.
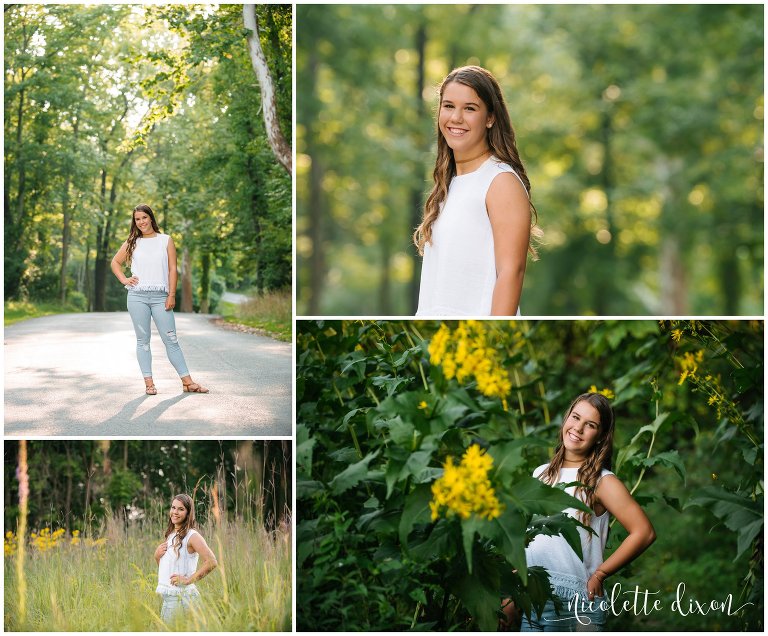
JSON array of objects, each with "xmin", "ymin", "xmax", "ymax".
[
  {"xmin": 430, "ymin": 444, "xmax": 503, "ymax": 522},
  {"xmin": 671, "ymin": 329, "xmax": 683, "ymax": 342},
  {"xmin": 418, "ymin": 401, "xmax": 428, "ymax": 410},
  {"xmin": 428, "ymin": 322, "xmax": 511, "ymax": 406},
  {"xmin": 588, "ymin": 385, "xmax": 615, "ymax": 399}
]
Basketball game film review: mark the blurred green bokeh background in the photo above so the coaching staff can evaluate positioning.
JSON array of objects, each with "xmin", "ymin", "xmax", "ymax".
[{"xmin": 296, "ymin": 4, "xmax": 763, "ymax": 316}]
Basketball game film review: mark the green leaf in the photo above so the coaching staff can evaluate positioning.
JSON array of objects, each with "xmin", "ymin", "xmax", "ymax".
[
  {"xmin": 507, "ymin": 477, "xmax": 591, "ymax": 515},
  {"xmin": 685, "ymin": 486, "xmax": 763, "ymax": 560},
  {"xmin": 482, "ymin": 507, "xmax": 528, "ymax": 583},
  {"xmin": 635, "ymin": 449, "xmax": 687, "ymax": 483},
  {"xmin": 527, "ymin": 513, "xmax": 594, "ymax": 562},
  {"xmin": 448, "ymin": 545, "xmax": 501, "ymax": 631},
  {"xmin": 295, "ymin": 424, "xmax": 315, "ymax": 477},
  {"xmin": 398, "ymin": 483, "xmax": 433, "ymax": 547},
  {"xmin": 460, "ymin": 516, "xmax": 482, "ymax": 574},
  {"xmin": 329, "ymin": 450, "xmax": 379, "ymax": 494}
]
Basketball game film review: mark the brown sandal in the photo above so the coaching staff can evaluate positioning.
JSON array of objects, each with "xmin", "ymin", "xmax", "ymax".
[
  {"xmin": 145, "ymin": 384, "xmax": 158, "ymax": 395},
  {"xmin": 182, "ymin": 382, "xmax": 209, "ymax": 394}
]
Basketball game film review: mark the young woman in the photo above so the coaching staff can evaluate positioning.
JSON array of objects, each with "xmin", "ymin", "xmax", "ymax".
[
  {"xmin": 414, "ymin": 65, "xmax": 541, "ymax": 317},
  {"xmin": 111, "ymin": 204, "xmax": 209, "ymax": 395},
  {"xmin": 506, "ymin": 392, "xmax": 656, "ymax": 631},
  {"xmin": 154, "ymin": 494, "xmax": 218, "ymax": 623}
]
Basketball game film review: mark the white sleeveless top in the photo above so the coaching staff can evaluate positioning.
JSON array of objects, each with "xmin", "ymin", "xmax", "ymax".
[
  {"xmin": 126, "ymin": 233, "xmax": 170, "ymax": 293},
  {"xmin": 416, "ymin": 157, "xmax": 528, "ymax": 316},
  {"xmin": 156, "ymin": 528, "xmax": 200, "ymax": 596},
  {"xmin": 525, "ymin": 464, "xmax": 614, "ymax": 596}
]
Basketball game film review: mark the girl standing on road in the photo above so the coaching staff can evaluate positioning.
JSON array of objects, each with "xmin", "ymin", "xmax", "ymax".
[
  {"xmin": 111, "ymin": 204, "xmax": 209, "ymax": 395},
  {"xmin": 504, "ymin": 392, "xmax": 656, "ymax": 631},
  {"xmin": 414, "ymin": 65, "xmax": 541, "ymax": 317},
  {"xmin": 154, "ymin": 493, "xmax": 218, "ymax": 624}
]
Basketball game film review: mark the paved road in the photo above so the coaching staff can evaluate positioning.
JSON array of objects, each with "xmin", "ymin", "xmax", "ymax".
[
  {"xmin": 4, "ymin": 313, "xmax": 292, "ymax": 436},
  {"xmin": 220, "ymin": 291, "xmax": 250, "ymax": 304}
]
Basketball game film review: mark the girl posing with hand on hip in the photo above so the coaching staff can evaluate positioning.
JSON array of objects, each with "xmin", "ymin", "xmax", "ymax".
[
  {"xmin": 154, "ymin": 494, "xmax": 218, "ymax": 623},
  {"xmin": 414, "ymin": 65, "xmax": 541, "ymax": 317},
  {"xmin": 111, "ymin": 204, "xmax": 209, "ymax": 395},
  {"xmin": 505, "ymin": 392, "xmax": 656, "ymax": 631}
]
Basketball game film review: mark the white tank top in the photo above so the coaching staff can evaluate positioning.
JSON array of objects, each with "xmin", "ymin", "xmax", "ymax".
[
  {"xmin": 525, "ymin": 464, "xmax": 614, "ymax": 596},
  {"xmin": 416, "ymin": 157, "xmax": 527, "ymax": 316},
  {"xmin": 126, "ymin": 233, "xmax": 170, "ymax": 293},
  {"xmin": 156, "ymin": 528, "xmax": 200, "ymax": 596}
]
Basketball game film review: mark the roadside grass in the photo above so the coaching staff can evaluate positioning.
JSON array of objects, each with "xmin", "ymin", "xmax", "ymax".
[
  {"xmin": 218, "ymin": 289, "xmax": 291, "ymax": 342},
  {"xmin": 4, "ymin": 300, "xmax": 84, "ymax": 326},
  {"xmin": 4, "ymin": 518, "xmax": 291, "ymax": 631}
]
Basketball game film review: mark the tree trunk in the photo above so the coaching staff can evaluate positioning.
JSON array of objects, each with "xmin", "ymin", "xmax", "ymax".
[
  {"xmin": 181, "ymin": 245, "xmax": 193, "ymax": 312},
  {"xmin": 306, "ymin": 50, "xmax": 325, "ymax": 314},
  {"xmin": 408, "ymin": 19, "xmax": 428, "ymax": 313},
  {"xmin": 59, "ymin": 114, "xmax": 80, "ymax": 303},
  {"xmin": 200, "ymin": 252, "xmax": 210, "ymax": 313},
  {"xmin": 243, "ymin": 4, "xmax": 291, "ymax": 175}
]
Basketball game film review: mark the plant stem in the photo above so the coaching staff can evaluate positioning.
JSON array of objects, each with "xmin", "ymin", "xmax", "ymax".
[{"xmin": 401, "ymin": 322, "xmax": 429, "ymax": 391}]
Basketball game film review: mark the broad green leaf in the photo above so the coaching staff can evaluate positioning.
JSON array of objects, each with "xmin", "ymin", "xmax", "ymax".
[
  {"xmin": 448, "ymin": 544, "xmax": 501, "ymax": 631},
  {"xmin": 635, "ymin": 449, "xmax": 686, "ymax": 483},
  {"xmin": 398, "ymin": 483, "xmax": 433, "ymax": 547},
  {"xmin": 527, "ymin": 513, "xmax": 594, "ymax": 562},
  {"xmin": 685, "ymin": 486, "xmax": 763, "ymax": 560},
  {"xmin": 507, "ymin": 477, "xmax": 591, "ymax": 515},
  {"xmin": 329, "ymin": 450, "xmax": 379, "ymax": 494},
  {"xmin": 296, "ymin": 424, "xmax": 315, "ymax": 477},
  {"xmin": 461, "ymin": 516, "xmax": 482, "ymax": 574},
  {"xmin": 482, "ymin": 507, "xmax": 528, "ymax": 583}
]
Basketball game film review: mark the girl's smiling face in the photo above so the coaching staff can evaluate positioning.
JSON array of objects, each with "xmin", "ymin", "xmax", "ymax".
[
  {"xmin": 134, "ymin": 211, "xmax": 153, "ymax": 235},
  {"xmin": 438, "ymin": 81, "xmax": 494, "ymax": 157},
  {"xmin": 562, "ymin": 399, "xmax": 602, "ymax": 458},
  {"xmin": 170, "ymin": 499, "xmax": 188, "ymax": 526}
]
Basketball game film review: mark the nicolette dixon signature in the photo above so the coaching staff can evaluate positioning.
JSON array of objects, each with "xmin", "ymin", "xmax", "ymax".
[{"xmin": 547, "ymin": 582, "xmax": 754, "ymax": 625}]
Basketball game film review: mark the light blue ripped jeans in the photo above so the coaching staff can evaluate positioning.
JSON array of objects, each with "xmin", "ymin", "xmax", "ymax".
[
  {"xmin": 160, "ymin": 588, "xmax": 201, "ymax": 623},
  {"xmin": 521, "ymin": 581, "xmax": 607, "ymax": 632},
  {"xmin": 126, "ymin": 290, "xmax": 189, "ymax": 378}
]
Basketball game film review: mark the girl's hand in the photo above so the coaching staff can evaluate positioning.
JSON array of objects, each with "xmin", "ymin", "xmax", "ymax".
[
  {"xmin": 170, "ymin": 573, "xmax": 190, "ymax": 586},
  {"xmin": 124, "ymin": 276, "xmax": 139, "ymax": 287},
  {"xmin": 165, "ymin": 294, "xmax": 175, "ymax": 311},
  {"xmin": 587, "ymin": 572, "xmax": 605, "ymax": 600},
  {"xmin": 157, "ymin": 542, "xmax": 168, "ymax": 557}
]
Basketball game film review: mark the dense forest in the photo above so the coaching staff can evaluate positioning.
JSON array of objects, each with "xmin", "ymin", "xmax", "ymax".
[
  {"xmin": 4, "ymin": 4, "xmax": 291, "ymax": 313},
  {"xmin": 297, "ymin": 320, "xmax": 763, "ymax": 630},
  {"xmin": 5, "ymin": 440, "xmax": 291, "ymax": 531},
  {"xmin": 296, "ymin": 5, "xmax": 763, "ymax": 316}
]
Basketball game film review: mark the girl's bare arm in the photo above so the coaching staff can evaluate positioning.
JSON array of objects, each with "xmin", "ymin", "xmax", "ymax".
[
  {"xmin": 487, "ymin": 173, "xmax": 530, "ymax": 316},
  {"xmin": 588, "ymin": 475, "xmax": 656, "ymax": 596}
]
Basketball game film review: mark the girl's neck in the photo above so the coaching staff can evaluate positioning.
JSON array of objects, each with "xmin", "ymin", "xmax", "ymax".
[
  {"xmin": 562, "ymin": 456, "xmax": 584, "ymax": 468},
  {"xmin": 453, "ymin": 146, "xmax": 490, "ymax": 175}
]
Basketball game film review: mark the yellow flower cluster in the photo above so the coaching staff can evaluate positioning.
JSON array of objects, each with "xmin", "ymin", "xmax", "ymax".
[
  {"xmin": 588, "ymin": 385, "xmax": 615, "ymax": 399},
  {"xmin": 430, "ymin": 444, "xmax": 503, "ymax": 522},
  {"xmin": 31, "ymin": 527, "xmax": 66, "ymax": 552},
  {"xmin": 4, "ymin": 531, "xmax": 17, "ymax": 557},
  {"xmin": 428, "ymin": 322, "xmax": 512, "ymax": 407},
  {"xmin": 4, "ymin": 528, "xmax": 106, "ymax": 557},
  {"xmin": 677, "ymin": 350, "xmax": 704, "ymax": 385}
]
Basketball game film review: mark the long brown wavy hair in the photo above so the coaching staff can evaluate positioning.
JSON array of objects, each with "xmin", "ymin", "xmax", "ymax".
[
  {"xmin": 164, "ymin": 493, "xmax": 197, "ymax": 557},
  {"xmin": 125, "ymin": 204, "xmax": 160, "ymax": 265},
  {"xmin": 540, "ymin": 393, "xmax": 615, "ymax": 525},
  {"xmin": 413, "ymin": 65, "xmax": 542, "ymax": 257}
]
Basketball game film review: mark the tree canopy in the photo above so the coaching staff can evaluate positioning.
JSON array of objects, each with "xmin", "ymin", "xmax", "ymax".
[{"xmin": 5, "ymin": 4, "xmax": 291, "ymax": 313}]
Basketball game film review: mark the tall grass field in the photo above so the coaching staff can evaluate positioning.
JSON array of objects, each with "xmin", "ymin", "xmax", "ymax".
[{"xmin": 4, "ymin": 517, "xmax": 291, "ymax": 631}]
